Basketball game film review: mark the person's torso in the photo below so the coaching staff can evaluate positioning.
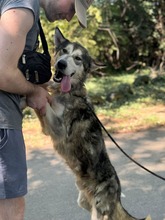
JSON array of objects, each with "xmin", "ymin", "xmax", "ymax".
[{"xmin": 0, "ymin": 0, "xmax": 40, "ymax": 129}]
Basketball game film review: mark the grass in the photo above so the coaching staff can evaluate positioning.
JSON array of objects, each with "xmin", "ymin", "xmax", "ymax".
[{"xmin": 85, "ymin": 71, "xmax": 165, "ymax": 132}]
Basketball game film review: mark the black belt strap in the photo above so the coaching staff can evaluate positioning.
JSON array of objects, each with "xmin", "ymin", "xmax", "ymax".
[{"xmin": 38, "ymin": 20, "xmax": 50, "ymax": 56}]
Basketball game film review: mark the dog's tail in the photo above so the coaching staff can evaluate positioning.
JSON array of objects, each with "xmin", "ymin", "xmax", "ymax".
[{"xmin": 113, "ymin": 202, "xmax": 151, "ymax": 220}]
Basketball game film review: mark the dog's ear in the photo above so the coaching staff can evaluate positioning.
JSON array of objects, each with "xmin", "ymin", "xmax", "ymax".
[
  {"xmin": 54, "ymin": 27, "xmax": 67, "ymax": 47},
  {"xmin": 90, "ymin": 60, "xmax": 106, "ymax": 72}
]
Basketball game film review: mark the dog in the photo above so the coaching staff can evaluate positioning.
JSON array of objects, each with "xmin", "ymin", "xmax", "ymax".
[{"xmin": 36, "ymin": 27, "xmax": 151, "ymax": 220}]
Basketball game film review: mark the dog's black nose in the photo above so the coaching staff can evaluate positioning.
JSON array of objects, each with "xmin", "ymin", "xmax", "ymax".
[{"xmin": 57, "ymin": 60, "xmax": 67, "ymax": 70}]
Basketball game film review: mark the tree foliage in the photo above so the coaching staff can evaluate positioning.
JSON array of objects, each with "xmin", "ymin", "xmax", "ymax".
[{"xmin": 97, "ymin": 0, "xmax": 165, "ymax": 71}]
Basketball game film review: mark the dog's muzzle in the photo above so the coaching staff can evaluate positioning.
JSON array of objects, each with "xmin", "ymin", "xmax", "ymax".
[
  {"xmin": 53, "ymin": 60, "xmax": 67, "ymax": 83},
  {"xmin": 53, "ymin": 60, "xmax": 75, "ymax": 93},
  {"xmin": 54, "ymin": 60, "xmax": 75, "ymax": 81}
]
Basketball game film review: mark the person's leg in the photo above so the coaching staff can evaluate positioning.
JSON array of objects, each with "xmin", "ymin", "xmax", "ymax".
[
  {"xmin": 0, "ymin": 129, "xmax": 27, "ymax": 220},
  {"xmin": 0, "ymin": 197, "xmax": 25, "ymax": 220}
]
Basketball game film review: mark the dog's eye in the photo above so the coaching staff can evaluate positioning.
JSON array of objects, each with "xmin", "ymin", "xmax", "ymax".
[
  {"xmin": 62, "ymin": 48, "xmax": 68, "ymax": 54},
  {"xmin": 75, "ymin": 56, "xmax": 82, "ymax": 61}
]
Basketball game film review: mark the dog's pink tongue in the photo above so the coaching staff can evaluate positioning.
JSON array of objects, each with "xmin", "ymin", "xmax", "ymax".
[{"xmin": 61, "ymin": 75, "xmax": 71, "ymax": 93}]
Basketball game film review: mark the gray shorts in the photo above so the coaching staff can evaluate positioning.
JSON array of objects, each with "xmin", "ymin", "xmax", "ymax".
[{"xmin": 0, "ymin": 129, "xmax": 27, "ymax": 199}]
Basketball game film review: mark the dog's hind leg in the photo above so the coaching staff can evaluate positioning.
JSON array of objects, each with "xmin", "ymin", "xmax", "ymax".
[
  {"xmin": 90, "ymin": 180, "xmax": 137, "ymax": 220},
  {"xmin": 91, "ymin": 205, "xmax": 108, "ymax": 220},
  {"xmin": 77, "ymin": 190, "xmax": 91, "ymax": 211}
]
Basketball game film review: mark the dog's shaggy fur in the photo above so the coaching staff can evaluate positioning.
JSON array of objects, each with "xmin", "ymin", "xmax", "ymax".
[{"xmin": 37, "ymin": 28, "xmax": 151, "ymax": 220}]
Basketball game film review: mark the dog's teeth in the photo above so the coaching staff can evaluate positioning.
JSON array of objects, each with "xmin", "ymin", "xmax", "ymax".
[
  {"xmin": 54, "ymin": 77, "xmax": 62, "ymax": 82},
  {"xmin": 57, "ymin": 78, "xmax": 62, "ymax": 82}
]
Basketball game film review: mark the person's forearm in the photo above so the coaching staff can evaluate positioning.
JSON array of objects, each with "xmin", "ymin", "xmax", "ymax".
[{"xmin": 0, "ymin": 66, "xmax": 36, "ymax": 95}]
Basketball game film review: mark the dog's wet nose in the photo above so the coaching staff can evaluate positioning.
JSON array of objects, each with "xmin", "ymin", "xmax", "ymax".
[{"xmin": 57, "ymin": 60, "xmax": 67, "ymax": 70}]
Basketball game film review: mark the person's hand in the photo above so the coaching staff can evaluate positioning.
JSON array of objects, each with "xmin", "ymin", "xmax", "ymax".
[{"xmin": 26, "ymin": 85, "xmax": 52, "ymax": 116}]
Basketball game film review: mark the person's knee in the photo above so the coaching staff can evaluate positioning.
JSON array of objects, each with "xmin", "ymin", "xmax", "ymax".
[{"xmin": 0, "ymin": 197, "xmax": 25, "ymax": 220}]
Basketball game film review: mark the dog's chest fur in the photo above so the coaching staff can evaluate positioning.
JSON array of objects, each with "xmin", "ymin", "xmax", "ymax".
[{"xmin": 49, "ymin": 88, "xmax": 101, "ymax": 163}]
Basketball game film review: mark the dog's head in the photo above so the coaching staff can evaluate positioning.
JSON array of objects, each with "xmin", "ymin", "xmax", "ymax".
[{"xmin": 53, "ymin": 27, "xmax": 100, "ymax": 93}]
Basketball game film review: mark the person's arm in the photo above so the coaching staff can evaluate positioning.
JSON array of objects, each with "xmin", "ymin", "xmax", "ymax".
[{"xmin": 0, "ymin": 8, "xmax": 51, "ymax": 115}]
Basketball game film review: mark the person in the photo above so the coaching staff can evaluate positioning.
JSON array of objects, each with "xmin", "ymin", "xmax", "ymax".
[{"xmin": 0, "ymin": 0, "xmax": 94, "ymax": 219}]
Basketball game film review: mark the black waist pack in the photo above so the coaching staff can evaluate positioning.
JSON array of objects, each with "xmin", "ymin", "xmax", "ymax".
[
  {"xmin": 18, "ymin": 20, "xmax": 52, "ymax": 84},
  {"xmin": 18, "ymin": 51, "xmax": 52, "ymax": 84}
]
